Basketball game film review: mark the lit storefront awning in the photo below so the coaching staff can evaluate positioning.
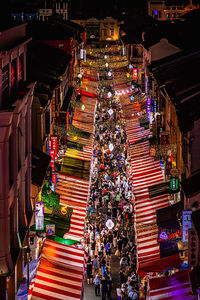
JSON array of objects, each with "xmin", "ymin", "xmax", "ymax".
[
  {"xmin": 29, "ymin": 239, "xmax": 86, "ymax": 300},
  {"xmin": 122, "ymin": 99, "xmax": 181, "ymax": 276},
  {"xmin": 148, "ymin": 270, "xmax": 195, "ymax": 300},
  {"xmin": 56, "ymin": 174, "xmax": 89, "ymax": 241}
]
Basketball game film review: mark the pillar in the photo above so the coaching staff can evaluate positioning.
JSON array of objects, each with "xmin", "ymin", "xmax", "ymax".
[
  {"xmin": 0, "ymin": 277, "xmax": 6, "ymax": 300},
  {"xmin": 7, "ymin": 268, "xmax": 17, "ymax": 300}
]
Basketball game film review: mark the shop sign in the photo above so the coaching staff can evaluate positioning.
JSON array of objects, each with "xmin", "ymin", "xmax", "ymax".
[
  {"xmin": 46, "ymin": 224, "xmax": 55, "ymax": 236},
  {"xmin": 188, "ymin": 228, "xmax": 199, "ymax": 267},
  {"xmin": 147, "ymin": 97, "xmax": 151, "ymax": 120},
  {"xmin": 160, "ymin": 161, "xmax": 165, "ymax": 178},
  {"xmin": 166, "ymin": 150, "xmax": 172, "ymax": 175},
  {"xmin": 52, "ymin": 174, "xmax": 57, "ymax": 189},
  {"xmin": 35, "ymin": 202, "xmax": 44, "ymax": 230},
  {"xmin": 158, "ymin": 229, "xmax": 182, "ymax": 242},
  {"xmin": 182, "ymin": 210, "xmax": 192, "ymax": 242},
  {"xmin": 161, "ymin": 131, "xmax": 169, "ymax": 145},
  {"xmin": 156, "ymin": 114, "xmax": 162, "ymax": 128},
  {"xmin": 132, "ymin": 68, "xmax": 138, "ymax": 80},
  {"xmin": 80, "ymin": 49, "xmax": 84, "ymax": 59},
  {"xmin": 170, "ymin": 177, "xmax": 179, "ymax": 191},
  {"xmin": 49, "ymin": 149, "xmax": 55, "ymax": 172},
  {"xmin": 51, "ymin": 136, "xmax": 58, "ymax": 160}
]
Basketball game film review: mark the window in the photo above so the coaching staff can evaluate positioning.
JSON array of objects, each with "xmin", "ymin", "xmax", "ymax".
[
  {"xmin": 104, "ymin": 30, "xmax": 107, "ymax": 36},
  {"xmin": 19, "ymin": 54, "xmax": 24, "ymax": 81},
  {"xmin": 11, "ymin": 59, "xmax": 17, "ymax": 91},
  {"xmin": 2, "ymin": 64, "xmax": 9, "ymax": 100},
  {"xmin": 111, "ymin": 30, "xmax": 114, "ymax": 36}
]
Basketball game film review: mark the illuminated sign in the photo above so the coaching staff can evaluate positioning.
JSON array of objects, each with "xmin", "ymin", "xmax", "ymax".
[
  {"xmin": 49, "ymin": 149, "xmax": 55, "ymax": 172},
  {"xmin": 51, "ymin": 136, "xmax": 58, "ymax": 160},
  {"xmin": 182, "ymin": 211, "xmax": 192, "ymax": 242},
  {"xmin": 170, "ymin": 177, "xmax": 179, "ymax": 191},
  {"xmin": 35, "ymin": 202, "xmax": 44, "ymax": 230},
  {"xmin": 133, "ymin": 68, "xmax": 138, "ymax": 80},
  {"xmin": 147, "ymin": 97, "xmax": 151, "ymax": 120},
  {"xmin": 46, "ymin": 224, "xmax": 55, "ymax": 236}
]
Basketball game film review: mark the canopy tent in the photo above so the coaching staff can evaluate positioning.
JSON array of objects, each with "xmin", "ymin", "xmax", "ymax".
[
  {"xmin": 56, "ymin": 174, "xmax": 89, "ymax": 241},
  {"xmin": 121, "ymin": 100, "xmax": 181, "ymax": 276},
  {"xmin": 29, "ymin": 239, "xmax": 86, "ymax": 300},
  {"xmin": 148, "ymin": 270, "xmax": 196, "ymax": 300}
]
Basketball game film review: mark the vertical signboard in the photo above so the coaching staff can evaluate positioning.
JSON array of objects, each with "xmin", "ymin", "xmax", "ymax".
[
  {"xmin": 49, "ymin": 149, "xmax": 55, "ymax": 172},
  {"xmin": 182, "ymin": 211, "xmax": 192, "ymax": 242},
  {"xmin": 133, "ymin": 68, "xmax": 138, "ymax": 80},
  {"xmin": 147, "ymin": 97, "xmax": 151, "ymax": 120},
  {"xmin": 35, "ymin": 202, "xmax": 44, "ymax": 230},
  {"xmin": 188, "ymin": 228, "xmax": 199, "ymax": 267},
  {"xmin": 51, "ymin": 136, "xmax": 58, "ymax": 161}
]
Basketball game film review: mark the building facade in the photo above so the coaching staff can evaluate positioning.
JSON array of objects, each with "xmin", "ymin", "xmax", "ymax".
[
  {"xmin": 72, "ymin": 17, "xmax": 119, "ymax": 42},
  {"xmin": 148, "ymin": 0, "xmax": 200, "ymax": 21},
  {"xmin": 0, "ymin": 23, "xmax": 35, "ymax": 299}
]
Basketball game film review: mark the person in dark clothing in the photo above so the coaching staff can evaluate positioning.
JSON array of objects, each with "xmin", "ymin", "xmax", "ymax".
[
  {"xmin": 86, "ymin": 258, "xmax": 93, "ymax": 284},
  {"xmin": 107, "ymin": 276, "xmax": 112, "ymax": 300},
  {"xmin": 101, "ymin": 276, "xmax": 108, "ymax": 300}
]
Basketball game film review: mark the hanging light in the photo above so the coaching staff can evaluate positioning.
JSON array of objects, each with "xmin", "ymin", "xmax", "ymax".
[
  {"xmin": 108, "ymin": 71, "xmax": 112, "ymax": 77},
  {"xmin": 105, "ymin": 63, "xmax": 108, "ymax": 68},
  {"xmin": 108, "ymin": 108, "xmax": 113, "ymax": 115},
  {"xmin": 109, "ymin": 143, "xmax": 114, "ymax": 151},
  {"xmin": 81, "ymin": 104, "xmax": 85, "ymax": 111},
  {"xmin": 104, "ymin": 55, "xmax": 107, "ymax": 59}
]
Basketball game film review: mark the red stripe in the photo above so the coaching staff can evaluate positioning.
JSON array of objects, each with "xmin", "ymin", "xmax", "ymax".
[
  {"xmin": 36, "ymin": 274, "xmax": 82, "ymax": 291},
  {"xmin": 32, "ymin": 284, "xmax": 80, "ymax": 299}
]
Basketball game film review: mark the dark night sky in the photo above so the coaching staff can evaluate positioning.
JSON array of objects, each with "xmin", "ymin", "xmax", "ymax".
[{"xmin": 5, "ymin": 0, "xmax": 200, "ymax": 19}]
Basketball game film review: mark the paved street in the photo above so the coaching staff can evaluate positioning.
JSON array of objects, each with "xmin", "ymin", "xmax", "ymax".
[{"xmin": 84, "ymin": 250, "xmax": 120, "ymax": 299}]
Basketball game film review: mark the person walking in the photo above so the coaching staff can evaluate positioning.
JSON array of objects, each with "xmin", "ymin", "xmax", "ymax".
[
  {"xmin": 93, "ymin": 255, "xmax": 99, "ymax": 275},
  {"xmin": 107, "ymin": 276, "xmax": 112, "ymax": 300},
  {"xmin": 101, "ymin": 275, "xmax": 108, "ymax": 300},
  {"xmin": 86, "ymin": 258, "xmax": 93, "ymax": 284},
  {"xmin": 93, "ymin": 274, "xmax": 101, "ymax": 297}
]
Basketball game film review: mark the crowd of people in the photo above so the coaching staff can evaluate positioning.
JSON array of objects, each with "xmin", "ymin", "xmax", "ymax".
[{"xmin": 84, "ymin": 83, "xmax": 145, "ymax": 299}]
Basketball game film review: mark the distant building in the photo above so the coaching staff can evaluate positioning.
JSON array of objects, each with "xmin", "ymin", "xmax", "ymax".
[
  {"xmin": 72, "ymin": 17, "xmax": 119, "ymax": 42},
  {"xmin": 0, "ymin": 22, "xmax": 35, "ymax": 299},
  {"xmin": 39, "ymin": 0, "xmax": 69, "ymax": 21},
  {"xmin": 148, "ymin": 0, "xmax": 200, "ymax": 21}
]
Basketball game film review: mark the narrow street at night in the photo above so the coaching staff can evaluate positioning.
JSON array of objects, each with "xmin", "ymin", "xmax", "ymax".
[{"xmin": 1, "ymin": 1, "xmax": 200, "ymax": 300}]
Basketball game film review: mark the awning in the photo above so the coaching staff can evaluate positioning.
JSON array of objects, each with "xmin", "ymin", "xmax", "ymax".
[
  {"xmin": 120, "ymin": 97, "xmax": 182, "ymax": 276},
  {"xmin": 30, "ymin": 239, "xmax": 86, "ymax": 300},
  {"xmin": 148, "ymin": 182, "xmax": 170, "ymax": 198},
  {"xmin": 57, "ymin": 156, "xmax": 90, "ymax": 180},
  {"xmin": 148, "ymin": 270, "xmax": 196, "ymax": 300},
  {"xmin": 32, "ymin": 147, "xmax": 51, "ymax": 187},
  {"xmin": 56, "ymin": 174, "xmax": 89, "ymax": 241},
  {"xmin": 61, "ymin": 87, "xmax": 75, "ymax": 112}
]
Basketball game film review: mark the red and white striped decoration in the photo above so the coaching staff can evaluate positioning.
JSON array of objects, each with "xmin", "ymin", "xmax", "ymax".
[{"xmin": 30, "ymin": 239, "xmax": 86, "ymax": 300}]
